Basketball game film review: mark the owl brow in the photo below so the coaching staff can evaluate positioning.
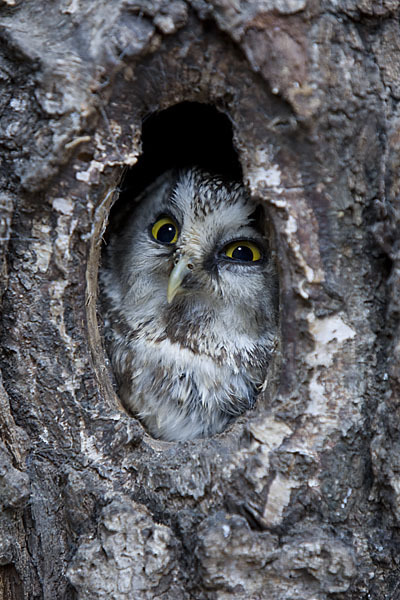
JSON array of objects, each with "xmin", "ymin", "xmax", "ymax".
[
  {"xmin": 220, "ymin": 221, "xmax": 266, "ymax": 244},
  {"xmin": 169, "ymin": 186, "xmax": 184, "ymax": 211},
  {"xmin": 166, "ymin": 195, "xmax": 185, "ymax": 222}
]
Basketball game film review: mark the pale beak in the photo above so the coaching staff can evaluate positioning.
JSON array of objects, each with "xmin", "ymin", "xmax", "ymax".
[{"xmin": 167, "ymin": 256, "xmax": 193, "ymax": 304}]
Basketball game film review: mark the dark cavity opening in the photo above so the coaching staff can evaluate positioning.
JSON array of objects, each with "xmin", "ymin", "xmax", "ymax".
[
  {"xmin": 139, "ymin": 102, "xmax": 241, "ymax": 179},
  {"xmin": 107, "ymin": 102, "xmax": 242, "ymax": 235},
  {"xmin": 129, "ymin": 102, "xmax": 241, "ymax": 191}
]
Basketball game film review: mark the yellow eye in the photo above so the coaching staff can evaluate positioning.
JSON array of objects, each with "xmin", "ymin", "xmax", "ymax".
[
  {"xmin": 151, "ymin": 216, "xmax": 178, "ymax": 244},
  {"xmin": 224, "ymin": 241, "xmax": 261, "ymax": 262}
]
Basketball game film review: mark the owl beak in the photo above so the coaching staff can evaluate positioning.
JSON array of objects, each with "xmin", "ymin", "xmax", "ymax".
[{"xmin": 167, "ymin": 256, "xmax": 193, "ymax": 303}]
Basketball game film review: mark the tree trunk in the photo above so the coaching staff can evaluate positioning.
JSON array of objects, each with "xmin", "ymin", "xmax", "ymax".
[{"xmin": 0, "ymin": 1, "xmax": 399, "ymax": 598}]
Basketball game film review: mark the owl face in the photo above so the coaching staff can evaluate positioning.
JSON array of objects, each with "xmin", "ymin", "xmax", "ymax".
[{"xmin": 111, "ymin": 169, "xmax": 274, "ymax": 339}]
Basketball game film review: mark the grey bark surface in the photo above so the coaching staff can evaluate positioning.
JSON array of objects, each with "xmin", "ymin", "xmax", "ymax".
[{"xmin": 0, "ymin": 0, "xmax": 399, "ymax": 598}]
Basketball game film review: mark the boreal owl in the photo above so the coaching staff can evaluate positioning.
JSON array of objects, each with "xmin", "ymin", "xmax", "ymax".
[{"xmin": 100, "ymin": 168, "xmax": 278, "ymax": 442}]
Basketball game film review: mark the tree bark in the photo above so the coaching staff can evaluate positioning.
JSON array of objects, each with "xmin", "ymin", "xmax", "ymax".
[{"xmin": 0, "ymin": 1, "xmax": 399, "ymax": 598}]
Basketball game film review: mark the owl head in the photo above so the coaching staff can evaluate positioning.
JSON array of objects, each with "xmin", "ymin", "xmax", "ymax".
[{"xmin": 104, "ymin": 168, "xmax": 277, "ymax": 356}]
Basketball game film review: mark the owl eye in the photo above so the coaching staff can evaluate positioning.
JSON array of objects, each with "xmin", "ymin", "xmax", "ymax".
[
  {"xmin": 223, "ymin": 241, "xmax": 261, "ymax": 262},
  {"xmin": 151, "ymin": 216, "xmax": 178, "ymax": 244}
]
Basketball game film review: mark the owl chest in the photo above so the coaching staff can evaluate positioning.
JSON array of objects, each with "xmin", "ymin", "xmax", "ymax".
[{"xmin": 118, "ymin": 334, "xmax": 257, "ymax": 413}]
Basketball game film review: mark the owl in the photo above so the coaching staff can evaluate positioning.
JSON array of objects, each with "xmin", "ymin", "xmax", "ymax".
[{"xmin": 100, "ymin": 167, "xmax": 278, "ymax": 442}]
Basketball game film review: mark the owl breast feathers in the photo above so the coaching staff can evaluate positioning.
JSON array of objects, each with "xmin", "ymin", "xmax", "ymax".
[{"xmin": 101, "ymin": 168, "xmax": 278, "ymax": 441}]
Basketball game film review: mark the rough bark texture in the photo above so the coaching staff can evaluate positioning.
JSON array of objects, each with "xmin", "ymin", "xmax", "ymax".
[{"xmin": 0, "ymin": 1, "xmax": 399, "ymax": 598}]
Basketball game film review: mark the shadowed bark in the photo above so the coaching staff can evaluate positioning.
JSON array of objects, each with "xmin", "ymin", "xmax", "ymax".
[{"xmin": 0, "ymin": 1, "xmax": 399, "ymax": 598}]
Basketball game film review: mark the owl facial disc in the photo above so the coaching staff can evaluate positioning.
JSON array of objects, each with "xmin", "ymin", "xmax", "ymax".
[{"xmin": 167, "ymin": 255, "xmax": 193, "ymax": 303}]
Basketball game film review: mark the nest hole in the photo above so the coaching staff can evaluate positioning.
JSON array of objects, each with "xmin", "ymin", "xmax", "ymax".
[{"xmin": 106, "ymin": 102, "xmax": 242, "ymax": 239}]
